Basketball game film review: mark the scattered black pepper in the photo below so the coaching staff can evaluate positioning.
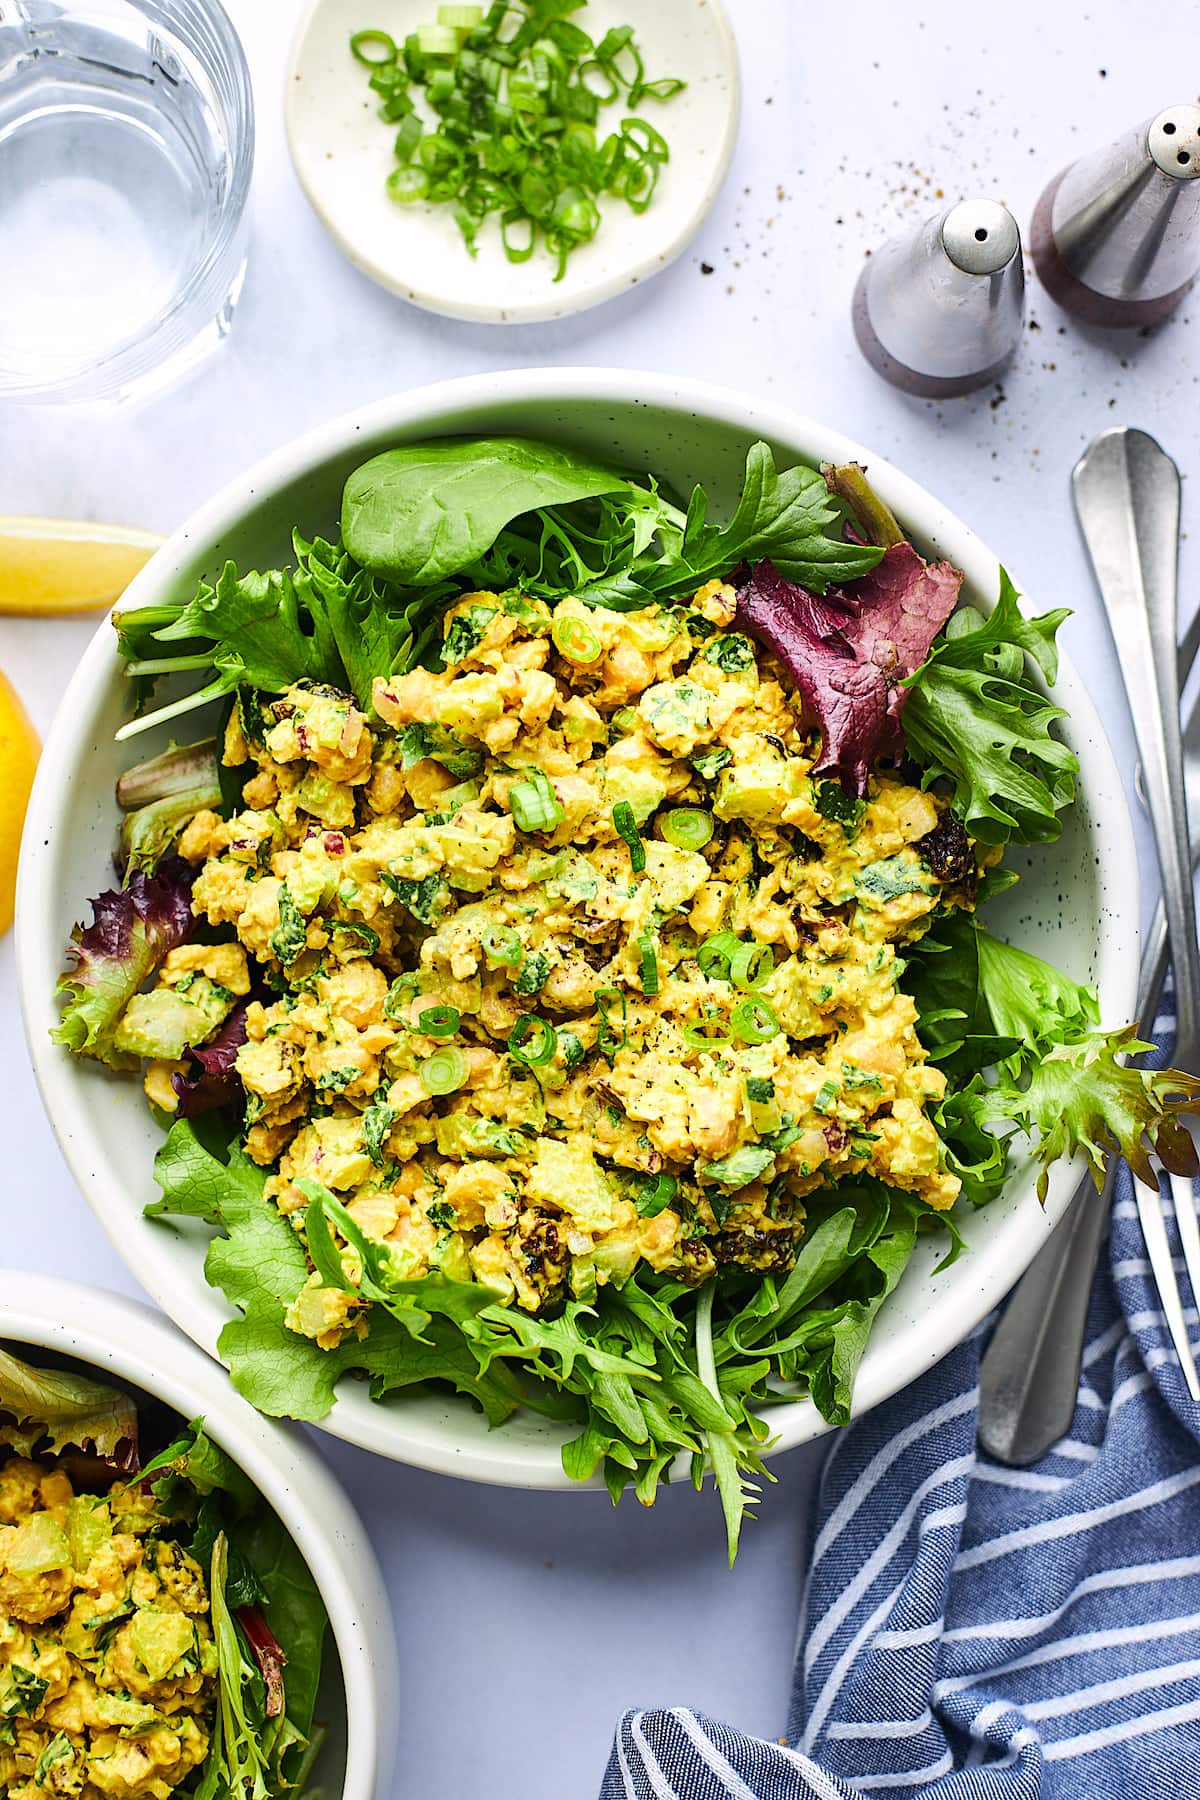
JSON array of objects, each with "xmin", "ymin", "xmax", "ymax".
[{"xmin": 700, "ymin": 261, "xmax": 714, "ymax": 275}]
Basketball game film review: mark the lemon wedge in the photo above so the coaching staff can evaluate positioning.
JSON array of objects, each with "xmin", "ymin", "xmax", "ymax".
[
  {"xmin": 0, "ymin": 669, "xmax": 39, "ymax": 936},
  {"xmin": 0, "ymin": 517, "xmax": 164, "ymax": 614}
]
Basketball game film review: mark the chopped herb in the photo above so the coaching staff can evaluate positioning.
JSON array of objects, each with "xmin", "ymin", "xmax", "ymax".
[
  {"xmin": 844, "ymin": 1064, "xmax": 883, "ymax": 1091},
  {"xmin": 442, "ymin": 603, "xmax": 497, "ymax": 665},
  {"xmin": 612, "ymin": 801, "xmax": 646, "ymax": 873},
  {"xmin": 427, "ymin": 1199, "xmax": 457, "ymax": 1229},
  {"xmin": 703, "ymin": 632, "xmax": 755, "ymax": 672},
  {"xmin": 814, "ymin": 1079, "xmax": 841, "ymax": 1114},
  {"xmin": 35, "ymin": 1735, "xmax": 73, "ymax": 1784},
  {"xmin": 362, "ymin": 1097, "xmax": 398, "ymax": 1166},
  {"xmin": 814, "ymin": 779, "xmax": 865, "ymax": 833},
  {"xmin": 270, "ymin": 886, "xmax": 309, "ymax": 965},
  {"xmin": 381, "ymin": 870, "xmax": 450, "ymax": 923},
  {"xmin": 315, "ymin": 1067, "xmax": 359, "ymax": 1093},
  {"xmin": 515, "ymin": 951, "xmax": 551, "ymax": 997},
  {"xmin": 745, "ymin": 1076, "xmax": 775, "ymax": 1104},
  {"xmin": 691, "ymin": 745, "xmax": 732, "ymax": 779},
  {"xmin": 397, "ymin": 721, "xmax": 484, "ymax": 779},
  {"xmin": 2, "ymin": 1666, "xmax": 48, "ymax": 1718},
  {"xmin": 331, "ymin": 919, "xmax": 380, "ymax": 954}
]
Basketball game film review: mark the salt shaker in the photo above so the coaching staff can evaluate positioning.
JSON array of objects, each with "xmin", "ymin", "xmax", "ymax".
[
  {"xmin": 852, "ymin": 200, "xmax": 1025, "ymax": 398},
  {"xmin": 1031, "ymin": 105, "xmax": 1200, "ymax": 328}
]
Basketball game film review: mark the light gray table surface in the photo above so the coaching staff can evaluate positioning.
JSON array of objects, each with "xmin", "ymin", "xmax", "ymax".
[{"xmin": 1, "ymin": 1, "xmax": 1196, "ymax": 1793}]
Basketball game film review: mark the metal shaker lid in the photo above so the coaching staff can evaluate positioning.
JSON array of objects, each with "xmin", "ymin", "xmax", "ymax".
[
  {"xmin": 942, "ymin": 200, "xmax": 1021, "ymax": 275},
  {"xmin": 1148, "ymin": 104, "xmax": 1200, "ymax": 180}
]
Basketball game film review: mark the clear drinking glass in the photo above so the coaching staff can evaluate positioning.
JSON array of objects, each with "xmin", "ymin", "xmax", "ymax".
[{"xmin": 0, "ymin": 0, "xmax": 254, "ymax": 403}]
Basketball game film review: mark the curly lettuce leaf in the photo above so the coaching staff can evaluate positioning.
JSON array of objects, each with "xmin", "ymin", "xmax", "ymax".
[
  {"xmin": 971, "ymin": 1028, "xmax": 1200, "ymax": 1200},
  {"xmin": 735, "ymin": 547, "xmax": 962, "ymax": 792},
  {"xmin": 53, "ymin": 861, "xmax": 195, "ymax": 1068},
  {"xmin": 0, "ymin": 1348, "xmax": 139, "ymax": 1470},
  {"xmin": 901, "ymin": 571, "xmax": 1077, "ymax": 844}
]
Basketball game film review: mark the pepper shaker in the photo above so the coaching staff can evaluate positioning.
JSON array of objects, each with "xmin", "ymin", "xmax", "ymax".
[
  {"xmin": 1031, "ymin": 105, "xmax": 1200, "ymax": 328},
  {"xmin": 852, "ymin": 199, "xmax": 1025, "ymax": 397}
]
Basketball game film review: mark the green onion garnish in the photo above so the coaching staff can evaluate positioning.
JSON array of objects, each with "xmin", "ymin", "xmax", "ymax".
[
  {"xmin": 420, "ymin": 1046, "xmax": 470, "ymax": 1094},
  {"xmin": 507, "ymin": 1014, "xmax": 558, "ymax": 1066},
  {"xmin": 730, "ymin": 998, "xmax": 779, "ymax": 1044},
  {"xmin": 729, "ymin": 941, "xmax": 773, "ymax": 992},
  {"xmin": 351, "ymin": 29, "xmax": 398, "ymax": 64},
  {"xmin": 635, "ymin": 1172, "xmax": 677, "ymax": 1218},
  {"xmin": 383, "ymin": 973, "xmax": 421, "ymax": 1020},
  {"xmin": 481, "ymin": 924, "xmax": 524, "ymax": 968},
  {"xmin": 349, "ymin": 2, "xmax": 684, "ymax": 279},
  {"xmin": 639, "ymin": 933, "xmax": 659, "ymax": 997},
  {"xmin": 697, "ymin": 930, "xmax": 739, "ymax": 980},
  {"xmin": 612, "ymin": 801, "xmax": 645, "ymax": 873},
  {"xmin": 551, "ymin": 614, "xmax": 602, "ymax": 663},
  {"xmin": 682, "ymin": 1010, "xmax": 732, "ymax": 1051},
  {"xmin": 387, "ymin": 165, "xmax": 429, "ymax": 204},
  {"xmin": 417, "ymin": 1003, "xmax": 460, "ymax": 1037},
  {"xmin": 660, "ymin": 807, "xmax": 713, "ymax": 851},
  {"xmin": 509, "ymin": 768, "xmax": 564, "ymax": 833}
]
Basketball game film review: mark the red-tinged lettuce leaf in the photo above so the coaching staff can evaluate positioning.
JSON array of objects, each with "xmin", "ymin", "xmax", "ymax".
[
  {"xmin": 0, "ymin": 1348, "xmax": 139, "ymax": 1470},
  {"xmin": 53, "ymin": 860, "xmax": 195, "ymax": 1069},
  {"xmin": 735, "ymin": 549, "xmax": 962, "ymax": 793},
  {"xmin": 236, "ymin": 1606, "xmax": 288, "ymax": 1718},
  {"xmin": 173, "ymin": 1003, "xmax": 249, "ymax": 1118}
]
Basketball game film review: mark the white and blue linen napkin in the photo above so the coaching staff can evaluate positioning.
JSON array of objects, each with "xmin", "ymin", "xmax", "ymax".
[{"xmin": 600, "ymin": 995, "xmax": 1200, "ymax": 1798}]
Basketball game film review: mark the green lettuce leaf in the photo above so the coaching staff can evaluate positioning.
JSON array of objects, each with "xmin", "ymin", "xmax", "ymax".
[
  {"xmin": 0, "ymin": 1348, "xmax": 139, "ymax": 1469},
  {"xmin": 901, "ymin": 571, "xmax": 1077, "ymax": 844}
]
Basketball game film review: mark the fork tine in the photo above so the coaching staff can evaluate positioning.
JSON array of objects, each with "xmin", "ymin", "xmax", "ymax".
[
  {"xmin": 1170, "ymin": 1165, "xmax": 1200, "ymax": 1318},
  {"xmin": 1137, "ymin": 1176, "xmax": 1200, "ymax": 1401}
]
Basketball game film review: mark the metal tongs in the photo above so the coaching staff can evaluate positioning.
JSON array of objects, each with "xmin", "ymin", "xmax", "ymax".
[{"xmin": 980, "ymin": 428, "xmax": 1200, "ymax": 1462}]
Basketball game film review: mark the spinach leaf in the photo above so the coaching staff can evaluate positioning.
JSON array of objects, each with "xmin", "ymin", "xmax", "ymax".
[{"xmin": 341, "ymin": 437, "xmax": 630, "ymax": 583}]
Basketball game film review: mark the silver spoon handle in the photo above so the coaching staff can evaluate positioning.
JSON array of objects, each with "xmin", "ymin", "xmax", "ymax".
[{"xmin": 1072, "ymin": 428, "xmax": 1198, "ymax": 1059}]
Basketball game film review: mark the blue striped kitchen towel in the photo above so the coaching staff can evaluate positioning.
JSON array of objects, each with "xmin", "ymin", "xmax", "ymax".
[{"xmin": 601, "ymin": 996, "xmax": 1200, "ymax": 1799}]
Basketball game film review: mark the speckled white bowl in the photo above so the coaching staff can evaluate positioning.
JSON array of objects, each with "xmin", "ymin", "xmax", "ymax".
[
  {"xmin": 0, "ymin": 1272, "xmax": 397, "ymax": 1799},
  {"xmin": 285, "ymin": 0, "xmax": 739, "ymax": 323},
  {"xmin": 16, "ymin": 369, "xmax": 1138, "ymax": 1487}
]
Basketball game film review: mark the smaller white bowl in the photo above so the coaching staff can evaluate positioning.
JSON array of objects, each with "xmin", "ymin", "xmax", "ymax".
[
  {"xmin": 285, "ymin": 0, "xmax": 739, "ymax": 323},
  {"xmin": 0, "ymin": 1272, "xmax": 397, "ymax": 1800}
]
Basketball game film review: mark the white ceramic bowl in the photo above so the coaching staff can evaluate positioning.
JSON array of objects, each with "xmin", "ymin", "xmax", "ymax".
[
  {"xmin": 0, "ymin": 1272, "xmax": 397, "ymax": 1797},
  {"xmin": 17, "ymin": 369, "xmax": 1138, "ymax": 1488},
  {"xmin": 285, "ymin": 0, "xmax": 739, "ymax": 323}
]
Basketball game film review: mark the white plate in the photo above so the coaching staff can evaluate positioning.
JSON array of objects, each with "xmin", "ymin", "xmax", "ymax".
[
  {"xmin": 16, "ymin": 368, "xmax": 1138, "ymax": 1489},
  {"xmin": 284, "ymin": 0, "xmax": 739, "ymax": 322},
  {"xmin": 0, "ymin": 1272, "xmax": 398, "ymax": 1799}
]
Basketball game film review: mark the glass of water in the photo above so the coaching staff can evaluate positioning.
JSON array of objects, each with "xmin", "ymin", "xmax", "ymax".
[{"xmin": 0, "ymin": 0, "xmax": 254, "ymax": 403}]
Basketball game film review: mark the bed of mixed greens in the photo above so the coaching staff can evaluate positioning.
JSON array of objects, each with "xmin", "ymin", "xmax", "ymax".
[
  {"xmin": 0, "ymin": 1348, "xmax": 327, "ymax": 1798},
  {"xmin": 53, "ymin": 434, "xmax": 1200, "ymax": 1561}
]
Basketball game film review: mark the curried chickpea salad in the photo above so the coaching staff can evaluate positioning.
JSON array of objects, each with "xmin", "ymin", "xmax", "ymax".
[{"xmin": 56, "ymin": 437, "xmax": 1200, "ymax": 1555}]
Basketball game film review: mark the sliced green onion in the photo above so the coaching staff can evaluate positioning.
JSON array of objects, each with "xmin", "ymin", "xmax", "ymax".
[
  {"xmin": 417, "ymin": 1003, "xmax": 460, "ymax": 1038},
  {"xmin": 639, "ymin": 932, "xmax": 659, "ymax": 997},
  {"xmin": 508, "ymin": 1014, "xmax": 557, "ymax": 1066},
  {"xmin": 635, "ymin": 1172, "xmax": 677, "ymax": 1218},
  {"xmin": 730, "ymin": 998, "xmax": 779, "ymax": 1044},
  {"xmin": 682, "ymin": 1017, "xmax": 732, "ymax": 1051},
  {"xmin": 351, "ymin": 29, "xmax": 398, "ymax": 65},
  {"xmin": 697, "ymin": 930, "xmax": 739, "ymax": 980},
  {"xmin": 438, "ymin": 4, "xmax": 483, "ymax": 26},
  {"xmin": 661, "ymin": 807, "xmax": 713, "ymax": 851},
  {"xmin": 551, "ymin": 613, "xmax": 602, "ymax": 663},
  {"xmin": 612, "ymin": 801, "xmax": 645, "ymax": 873},
  {"xmin": 509, "ymin": 767, "xmax": 564, "ymax": 832},
  {"xmin": 729, "ymin": 941, "xmax": 773, "ymax": 992},
  {"xmin": 393, "ymin": 114, "xmax": 423, "ymax": 161},
  {"xmin": 621, "ymin": 117, "xmax": 670, "ymax": 162},
  {"xmin": 383, "ymin": 973, "xmax": 421, "ymax": 1021},
  {"xmin": 416, "ymin": 22, "xmax": 461, "ymax": 55},
  {"xmin": 482, "ymin": 924, "xmax": 524, "ymax": 968},
  {"xmin": 387, "ymin": 165, "xmax": 430, "ymax": 204},
  {"xmin": 420, "ymin": 1046, "xmax": 470, "ymax": 1094}
]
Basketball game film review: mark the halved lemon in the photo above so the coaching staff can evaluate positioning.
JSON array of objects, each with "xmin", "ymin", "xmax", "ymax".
[
  {"xmin": 0, "ymin": 517, "xmax": 164, "ymax": 614},
  {"xmin": 0, "ymin": 669, "xmax": 39, "ymax": 936}
]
